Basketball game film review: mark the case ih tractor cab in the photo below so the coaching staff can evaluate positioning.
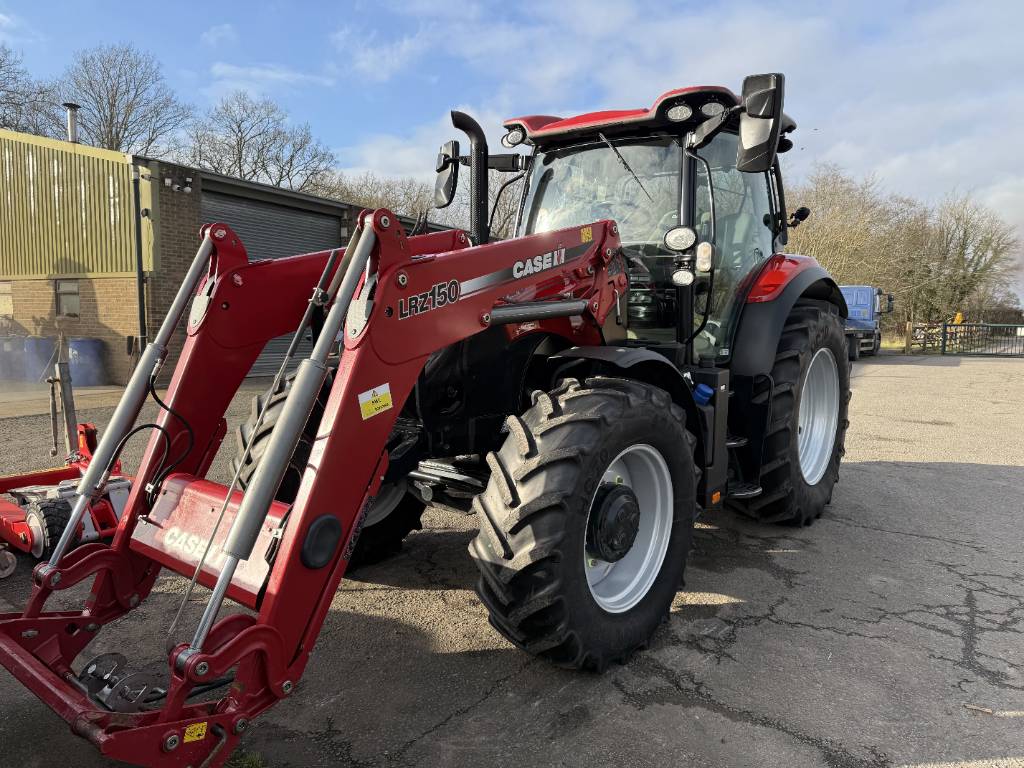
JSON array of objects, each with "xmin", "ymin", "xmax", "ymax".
[{"xmin": 0, "ymin": 73, "xmax": 848, "ymax": 766}]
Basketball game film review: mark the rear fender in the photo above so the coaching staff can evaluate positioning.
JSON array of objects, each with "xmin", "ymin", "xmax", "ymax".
[
  {"xmin": 549, "ymin": 346, "xmax": 706, "ymax": 467},
  {"xmin": 731, "ymin": 255, "xmax": 847, "ymax": 378}
]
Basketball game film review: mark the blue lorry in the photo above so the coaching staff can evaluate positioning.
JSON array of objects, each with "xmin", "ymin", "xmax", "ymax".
[{"xmin": 839, "ymin": 285, "xmax": 894, "ymax": 360}]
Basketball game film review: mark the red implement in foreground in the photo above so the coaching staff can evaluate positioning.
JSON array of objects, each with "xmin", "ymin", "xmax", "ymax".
[
  {"xmin": 0, "ymin": 424, "xmax": 126, "ymax": 562},
  {"xmin": 0, "ymin": 212, "xmax": 625, "ymax": 766}
]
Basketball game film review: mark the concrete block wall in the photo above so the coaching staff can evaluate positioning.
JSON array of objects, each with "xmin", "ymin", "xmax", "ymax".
[
  {"xmin": 145, "ymin": 162, "xmax": 203, "ymax": 383},
  {"xmin": 2, "ymin": 277, "xmax": 140, "ymax": 385}
]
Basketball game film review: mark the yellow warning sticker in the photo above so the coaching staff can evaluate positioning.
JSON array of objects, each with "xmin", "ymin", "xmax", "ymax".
[
  {"xmin": 580, "ymin": 225, "xmax": 593, "ymax": 243},
  {"xmin": 358, "ymin": 383, "xmax": 393, "ymax": 420},
  {"xmin": 184, "ymin": 722, "xmax": 208, "ymax": 743}
]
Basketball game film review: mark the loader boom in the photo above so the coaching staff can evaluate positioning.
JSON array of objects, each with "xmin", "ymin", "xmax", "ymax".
[{"xmin": 0, "ymin": 210, "xmax": 625, "ymax": 767}]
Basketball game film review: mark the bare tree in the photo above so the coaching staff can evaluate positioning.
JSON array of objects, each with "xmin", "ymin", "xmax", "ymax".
[
  {"xmin": 932, "ymin": 194, "xmax": 1019, "ymax": 314},
  {"xmin": 185, "ymin": 91, "xmax": 335, "ymax": 192},
  {"xmin": 58, "ymin": 43, "xmax": 192, "ymax": 155},
  {"xmin": 788, "ymin": 164, "xmax": 1022, "ymax": 328},
  {"xmin": 0, "ymin": 44, "xmax": 61, "ymax": 136},
  {"xmin": 313, "ymin": 170, "xmax": 435, "ymax": 214}
]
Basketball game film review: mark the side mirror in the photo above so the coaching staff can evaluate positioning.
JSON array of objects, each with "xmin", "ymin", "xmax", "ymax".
[
  {"xmin": 789, "ymin": 206, "xmax": 811, "ymax": 227},
  {"xmin": 433, "ymin": 139, "xmax": 460, "ymax": 209},
  {"xmin": 736, "ymin": 73, "xmax": 785, "ymax": 173},
  {"xmin": 887, "ymin": 294, "xmax": 895, "ymax": 314}
]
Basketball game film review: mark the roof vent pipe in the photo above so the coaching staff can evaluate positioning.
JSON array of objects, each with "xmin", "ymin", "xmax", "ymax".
[{"xmin": 62, "ymin": 102, "xmax": 81, "ymax": 143}]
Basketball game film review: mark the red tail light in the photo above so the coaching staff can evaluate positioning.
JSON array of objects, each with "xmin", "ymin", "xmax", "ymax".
[{"xmin": 746, "ymin": 254, "xmax": 818, "ymax": 303}]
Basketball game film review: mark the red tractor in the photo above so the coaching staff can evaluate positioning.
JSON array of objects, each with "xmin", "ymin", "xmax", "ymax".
[{"xmin": 0, "ymin": 73, "xmax": 848, "ymax": 766}]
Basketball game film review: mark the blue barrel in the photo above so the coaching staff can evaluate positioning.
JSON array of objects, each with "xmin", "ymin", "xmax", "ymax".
[
  {"xmin": 23, "ymin": 336, "xmax": 57, "ymax": 383},
  {"xmin": 0, "ymin": 336, "xmax": 24, "ymax": 380},
  {"xmin": 68, "ymin": 338, "xmax": 106, "ymax": 386}
]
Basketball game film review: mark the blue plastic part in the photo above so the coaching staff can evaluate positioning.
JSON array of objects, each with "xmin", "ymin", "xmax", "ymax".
[
  {"xmin": 0, "ymin": 337, "xmax": 24, "ymax": 380},
  {"xmin": 69, "ymin": 337, "xmax": 107, "ymax": 386},
  {"xmin": 22, "ymin": 336, "xmax": 57, "ymax": 383},
  {"xmin": 693, "ymin": 383, "xmax": 714, "ymax": 406}
]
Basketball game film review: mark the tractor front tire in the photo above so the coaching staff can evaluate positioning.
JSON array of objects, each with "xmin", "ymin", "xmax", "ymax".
[
  {"xmin": 232, "ymin": 372, "xmax": 424, "ymax": 568},
  {"xmin": 735, "ymin": 300, "xmax": 850, "ymax": 526},
  {"xmin": 25, "ymin": 498, "xmax": 72, "ymax": 560},
  {"xmin": 469, "ymin": 377, "xmax": 696, "ymax": 672}
]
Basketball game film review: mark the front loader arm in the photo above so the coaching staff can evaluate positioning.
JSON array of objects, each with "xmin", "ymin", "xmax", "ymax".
[{"xmin": 0, "ymin": 210, "xmax": 624, "ymax": 768}]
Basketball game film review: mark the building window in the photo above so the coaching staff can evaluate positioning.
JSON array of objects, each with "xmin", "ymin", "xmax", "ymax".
[
  {"xmin": 55, "ymin": 279, "xmax": 80, "ymax": 317},
  {"xmin": 0, "ymin": 282, "xmax": 11, "ymax": 316}
]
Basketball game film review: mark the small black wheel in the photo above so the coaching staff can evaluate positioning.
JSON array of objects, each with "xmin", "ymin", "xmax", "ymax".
[
  {"xmin": 734, "ymin": 300, "xmax": 850, "ymax": 526},
  {"xmin": 24, "ymin": 498, "xmax": 72, "ymax": 560},
  {"xmin": 232, "ymin": 372, "xmax": 424, "ymax": 568},
  {"xmin": 469, "ymin": 377, "xmax": 697, "ymax": 672}
]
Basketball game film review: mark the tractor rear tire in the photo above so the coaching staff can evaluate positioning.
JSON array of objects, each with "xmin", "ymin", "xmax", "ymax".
[
  {"xmin": 232, "ymin": 372, "xmax": 424, "ymax": 568},
  {"xmin": 734, "ymin": 301, "xmax": 850, "ymax": 526},
  {"xmin": 469, "ymin": 377, "xmax": 696, "ymax": 672},
  {"xmin": 24, "ymin": 498, "xmax": 72, "ymax": 560}
]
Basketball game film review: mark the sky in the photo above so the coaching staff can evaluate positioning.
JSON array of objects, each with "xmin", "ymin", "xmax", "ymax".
[{"xmin": 1, "ymin": 0, "xmax": 1022, "ymax": 292}]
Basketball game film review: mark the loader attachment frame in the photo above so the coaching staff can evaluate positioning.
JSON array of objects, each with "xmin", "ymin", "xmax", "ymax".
[{"xmin": 0, "ymin": 209, "xmax": 625, "ymax": 767}]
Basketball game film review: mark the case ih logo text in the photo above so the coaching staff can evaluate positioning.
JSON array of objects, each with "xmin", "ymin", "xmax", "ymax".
[
  {"xmin": 399, "ymin": 279, "xmax": 461, "ymax": 320},
  {"xmin": 513, "ymin": 247, "xmax": 566, "ymax": 279},
  {"xmin": 160, "ymin": 526, "xmax": 226, "ymax": 566}
]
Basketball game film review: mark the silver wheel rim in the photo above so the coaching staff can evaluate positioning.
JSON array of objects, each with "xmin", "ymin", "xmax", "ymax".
[
  {"xmin": 363, "ymin": 480, "xmax": 407, "ymax": 527},
  {"xmin": 585, "ymin": 444, "xmax": 673, "ymax": 614},
  {"xmin": 797, "ymin": 347, "xmax": 840, "ymax": 486},
  {"xmin": 27, "ymin": 513, "xmax": 45, "ymax": 559}
]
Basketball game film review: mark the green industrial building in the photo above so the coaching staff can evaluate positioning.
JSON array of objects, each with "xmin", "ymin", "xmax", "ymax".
[{"xmin": 0, "ymin": 127, "xmax": 402, "ymax": 384}]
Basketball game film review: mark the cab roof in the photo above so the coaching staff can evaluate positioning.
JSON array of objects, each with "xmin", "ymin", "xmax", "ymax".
[{"xmin": 504, "ymin": 85, "xmax": 795, "ymax": 145}]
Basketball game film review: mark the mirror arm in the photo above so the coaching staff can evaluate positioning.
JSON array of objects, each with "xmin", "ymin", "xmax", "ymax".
[
  {"xmin": 683, "ymin": 145, "xmax": 717, "ymax": 246},
  {"xmin": 686, "ymin": 105, "xmax": 742, "ymax": 151},
  {"xmin": 459, "ymin": 153, "xmax": 528, "ymax": 173}
]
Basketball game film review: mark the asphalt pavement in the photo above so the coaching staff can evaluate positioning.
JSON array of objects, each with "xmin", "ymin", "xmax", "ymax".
[{"xmin": 0, "ymin": 355, "xmax": 1021, "ymax": 768}]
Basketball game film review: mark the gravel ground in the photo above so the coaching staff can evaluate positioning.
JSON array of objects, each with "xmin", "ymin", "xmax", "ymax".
[{"xmin": 0, "ymin": 355, "xmax": 1022, "ymax": 768}]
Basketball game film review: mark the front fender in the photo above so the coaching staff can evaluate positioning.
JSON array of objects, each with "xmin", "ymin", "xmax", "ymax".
[
  {"xmin": 550, "ymin": 346, "xmax": 706, "ymax": 466},
  {"xmin": 730, "ymin": 255, "xmax": 846, "ymax": 378}
]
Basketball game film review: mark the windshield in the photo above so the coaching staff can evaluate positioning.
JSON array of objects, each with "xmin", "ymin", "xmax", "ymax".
[{"xmin": 519, "ymin": 137, "xmax": 683, "ymax": 249}]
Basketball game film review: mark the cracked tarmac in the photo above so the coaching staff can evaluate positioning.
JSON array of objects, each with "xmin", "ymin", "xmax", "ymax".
[{"xmin": 0, "ymin": 355, "xmax": 1022, "ymax": 767}]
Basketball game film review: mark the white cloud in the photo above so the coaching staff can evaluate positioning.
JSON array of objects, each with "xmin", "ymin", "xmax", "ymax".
[
  {"xmin": 0, "ymin": 11, "xmax": 40, "ymax": 44},
  {"xmin": 205, "ymin": 61, "xmax": 335, "ymax": 99},
  {"xmin": 331, "ymin": 26, "xmax": 432, "ymax": 82},
  {"xmin": 200, "ymin": 23, "xmax": 237, "ymax": 47}
]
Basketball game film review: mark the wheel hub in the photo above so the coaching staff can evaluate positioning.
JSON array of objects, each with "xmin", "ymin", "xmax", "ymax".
[
  {"xmin": 797, "ymin": 347, "xmax": 840, "ymax": 486},
  {"xmin": 584, "ymin": 443, "xmax": 674, "ymax": 614},
  {"xmin": 586, "ymin": 483, "xmax": 641, "ymax": 563}
]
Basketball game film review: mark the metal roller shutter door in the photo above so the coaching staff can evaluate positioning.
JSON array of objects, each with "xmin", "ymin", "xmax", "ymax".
[{"xmin": 201, "ymin": 192, "xmax": 343, "ymax": 376}]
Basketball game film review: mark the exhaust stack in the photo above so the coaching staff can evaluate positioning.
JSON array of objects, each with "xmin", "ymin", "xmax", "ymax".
[
  {"xmin": 451, "ymin": 110, "xmax": 489, "ymax": 245},
  {"xmin": 62, "ymin": 102, "xmax": 81, "ymax": 144}
]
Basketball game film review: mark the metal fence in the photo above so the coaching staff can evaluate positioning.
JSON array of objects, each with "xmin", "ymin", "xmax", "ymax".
[{"xmin": 940, "ymin": 323, "xmax": 1024, "ymax": 356}]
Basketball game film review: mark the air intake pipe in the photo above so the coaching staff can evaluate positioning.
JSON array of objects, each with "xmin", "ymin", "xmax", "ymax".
[{"xmin": 451, "ymin": 110, "xmax": 489, "ymax": 245}]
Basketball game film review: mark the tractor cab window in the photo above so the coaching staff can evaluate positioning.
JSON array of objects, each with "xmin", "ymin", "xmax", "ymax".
[
  {"xmin": 692, "ymin": 131, "xmax": 775, "ymax": 360},
  {"xmin": 520, "ymin": 136, "xmax": 682, "ymax": 244},
  {"xmin": 519, "ymin": 136, "xmax": 684, "ymax": 340}
]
